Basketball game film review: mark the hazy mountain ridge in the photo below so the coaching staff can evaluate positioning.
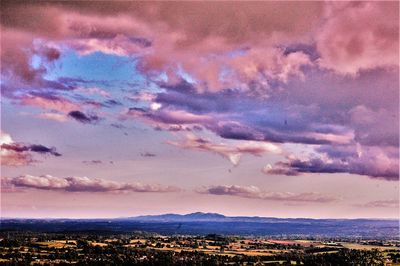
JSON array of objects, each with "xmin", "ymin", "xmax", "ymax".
[
  {"xmin": 123, "ymin": 212, "xmax": 395, "ymax": 223},
  {"xmin": 127, "ymin": 212, "xmax": 227, "ymax": 222},
  {"xmin": 2, "ymin": 212, "xmax": 398, "ymax": 239}
]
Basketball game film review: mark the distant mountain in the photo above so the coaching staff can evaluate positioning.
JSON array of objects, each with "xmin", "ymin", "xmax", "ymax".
[
  {"xmin": 2, "ymin": 212, "xmax": 398, "ymax": 239},
  {"xmin": 122, "ymin": 212, "xmax": 389, "ymax": 224},
  {"xmin": 128, "ymin": 212, "xmax": 227, "ymax": 222}
]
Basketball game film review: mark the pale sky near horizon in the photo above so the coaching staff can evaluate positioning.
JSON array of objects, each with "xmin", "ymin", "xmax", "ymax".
[{"xmin": 1, "ymin": 1, "xmax": 399, "ymax": 219}]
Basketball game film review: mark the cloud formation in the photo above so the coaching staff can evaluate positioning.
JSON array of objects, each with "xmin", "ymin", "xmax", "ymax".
[
  {"xmin": 358, "ymin": 200, "xmax": 399, "ymax": 208},
  {"xmin": 122, "ymin": 81, "xmax": 398, "ymax": 179},
  {"xmin": 1, "ymin": 143, "xmax": 61, "ymax": 157},
  {"xmin": 18, "ymin": 93, "xmax": 80, "ymax": 113},
  {"xmin": 264, "ymin": 145, "xmax": 399, "ymax": 180},
  {"xmin": 2, "ymin": 2, "xmax": 396, "ymax": 97},
  {"xmin": 316, "ymin": 2, "xmax": 399, "ymax": 75},
  {"xmin": 123, "ymin": 105, "xmax": 213, "ymax": 132},
  {"xmin": 123, "ymin": 83, "xmax": 356, "ymax": 146},
  {"xmin": 68, "ymin": 110, "xmax": 99, "ymax": 124},
  {"xmin": 197, "ymin": 185, "xmax": 337, "ymax": 203},
  {"xmin": 3, "ymin": 175, "xmax": 180, "ymax": 193},
  {"xmin": 1, "ymin": 2, "xmax": 398, "ymax": 182},
  {"xmin": 167, "ymin": 134, "xmax": 281, "ymax": 166},
  {"xmin": 1, "ymin": 131, "xmax": 61, "ymax": 166}
]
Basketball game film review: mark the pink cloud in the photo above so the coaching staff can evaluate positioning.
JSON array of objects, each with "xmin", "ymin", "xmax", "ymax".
[
  {"xmin": 1, "ymin": 2, "xmax": 324, "ymax": 94},
  {"xmin": 1, "ymin": 2, "xmax": 398, "ymax": 184},
  {"xmin": 316, "ymin": 2, "xmax": 399, "ymax": 75},
  {"xmin": 1, "ymin": 149, "xmax": 33, "ymax": 167},
  {"xmin": 219, "ymin": 49, "xmax": 312, "ymax": 93},
  {"xmin": 3, "ymin": 175, "xmax": 181, "ymax": 193},
  {"xmin": 19, "ymin": 95, "xmax": 80, "ymax": 113},
  {"xmin": 1, "ymin": 131, "xmax": 61, "ymax": 167},
  {"xmin": 37, "ymin": 112, "xmax": 68, "ymax": 122},
  {"xmin": 349, "ymin": 105, "xmax": 398, "ymax": 146},
  {"xmin": 2, "ymin": 1, "xmax": 398, "ymax": 95},
  {"xmin": 167, "ymin": 134, "xmax": 281, "ymax": 166},
  {"xmin": 1, "ymin": 131, "xmax": 32, "ymax": 166},
  {"xmin": 358, "ymin": 200, "xmax": 399, "ymax": 208},
  {"xmin": 75, "ymin": 87, "xmax": 111, "ymax": 98},
  {"xmin": 126, "ymin": 91, "xmax": 157, "ymax": 102},
  {"xmin": 122, "ymin": 107, "xmax": 213, "ymax": 131}
]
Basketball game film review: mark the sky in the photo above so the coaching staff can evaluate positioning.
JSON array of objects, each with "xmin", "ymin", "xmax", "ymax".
[{"xmin": 0, "ymin": 1, "xmax": 399, "ymax": 219}]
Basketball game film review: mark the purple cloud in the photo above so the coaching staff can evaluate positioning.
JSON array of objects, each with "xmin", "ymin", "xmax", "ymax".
[
  {"xmin": 264, "ymin": 145, "xmax": 399, "ymax": 180},
  {"xmin": 1, "ymin": 131, "xmax": 61, "ymax": 166},
  {"xmin": 1, "ymin": 143, "xmax": 61, "ymax": 156},
  {"xmin": 68, "ymin": 110, "xmax": 100, "ymax": 124},
  {"xmin": 122, "ymin": 78, "xmax": 398, "ymax": 180},
  {"xmin": 1, "ymin": 1, "xmax": 398, "ymax": 186},
  {"xmin": 123, "ymin": 83, "xmax": 356, "ymax": 146}
]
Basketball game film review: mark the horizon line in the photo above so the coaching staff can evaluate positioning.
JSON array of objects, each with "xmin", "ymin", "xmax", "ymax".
[{"xmin": 1, "ymin": 211, "xmax": 398, "ymax": 221}]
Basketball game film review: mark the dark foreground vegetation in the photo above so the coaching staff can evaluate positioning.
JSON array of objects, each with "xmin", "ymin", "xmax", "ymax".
[{"xmin": 0, "ymin": 231, "xmax": 399, "ymax": 265}]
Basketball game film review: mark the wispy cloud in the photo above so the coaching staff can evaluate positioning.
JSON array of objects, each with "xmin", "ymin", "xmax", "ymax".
[
  {"xmin": 75, "ymin": 87, "xmax": 111, "ymax": 98},
  {"xmin": 18, "ymin": 94, "xmax": 80, "ymax": 113},
  {"xmin": 140, "ymin": 152, "xmax": 156, "ymax": 157},
  {"xmin": 357, "ymin": 200, "xmax": 399, "ymax": 208},
  {"xmin": 37, "ymin": 112, "xmax": 69, "ymax": 122},
  {"xmin": 197, "ymin": 185, "xmax": 337, "ymax": 203},
  {"xmin": 82, "ymin": 160, "xmax": 104, "ymax": 165},
  {"xmin": 166, "ymin": 134, "xmax": 281, "ymax": 165}
]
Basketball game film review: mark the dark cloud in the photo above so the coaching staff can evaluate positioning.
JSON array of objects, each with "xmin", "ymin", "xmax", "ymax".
[
  {"xmin": 36, "ymin": 46, "xmax": 61, "ymax": 62},
  {"xmin": 28, "ymin": 144, "xmax": 61, "ymax": 156},
  {"xmin": 68, "ymin": 110, "xmax": 99, "ymax": 124},
  {"xmin": 1, "ymin": 131, "xmax": 62, "ymax": 166},
  {"xmin": 1, "ymin": 143, "xmax": 61, "ymax": 157},
  {"xmin": 104, "ymin": 99, "xmax": 122, "ymax": 107}
]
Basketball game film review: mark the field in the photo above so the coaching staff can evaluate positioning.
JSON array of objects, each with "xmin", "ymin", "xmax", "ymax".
[
  {"xmin": 339, "ymin": 242, "xmax": 400, "ymax": 251},
  {"xmin": 1, "ymin": 231, "xmax": 398, "ymax": 265}
]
